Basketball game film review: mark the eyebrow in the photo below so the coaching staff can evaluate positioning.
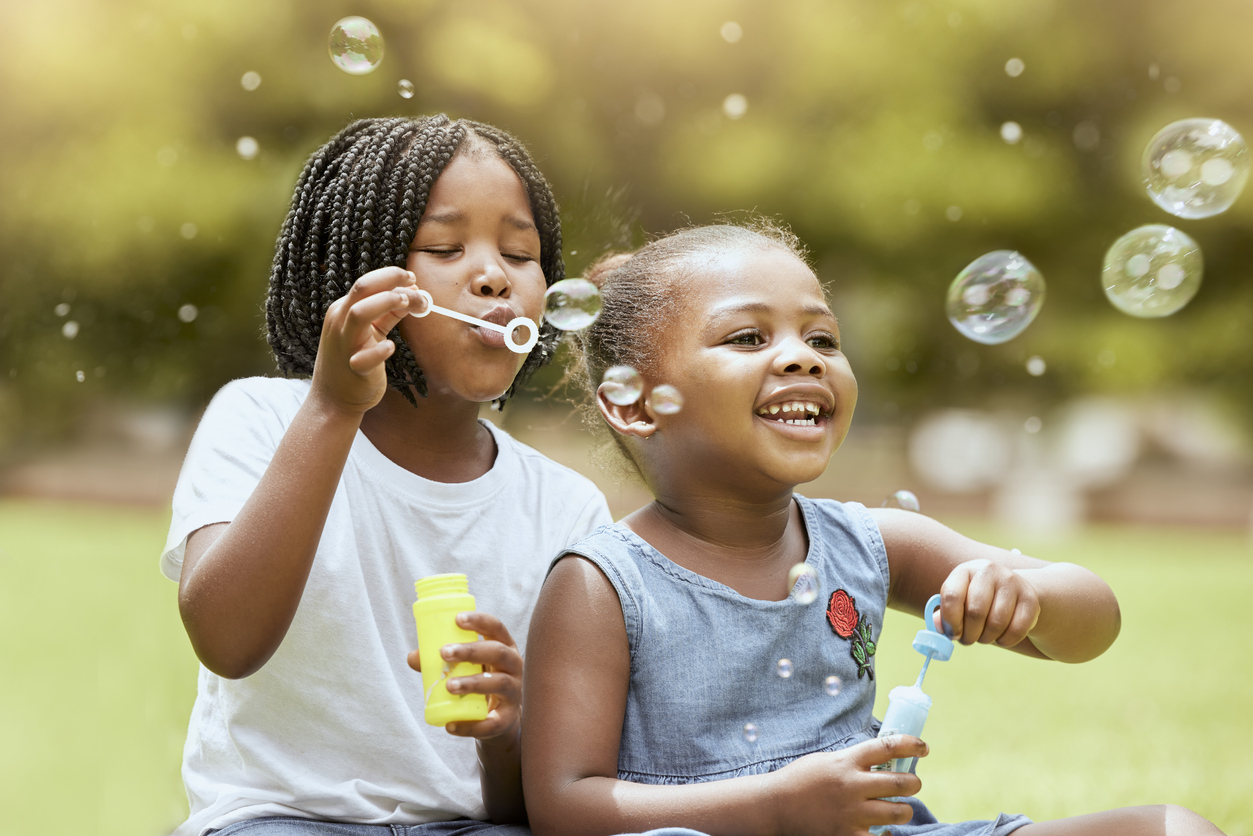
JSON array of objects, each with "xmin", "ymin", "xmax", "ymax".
[
  {"xmin": 706, "ymin": 301, "xmax": 836, "ymax": 321},
  {"xmin": 418, "ymin": 210, "xmax": 537, "ymax": 233}
]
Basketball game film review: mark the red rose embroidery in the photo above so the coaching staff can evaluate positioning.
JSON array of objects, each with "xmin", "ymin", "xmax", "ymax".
[{"xmin": 827, "ymin": 589, "xmax": 859, "ymax": 638}]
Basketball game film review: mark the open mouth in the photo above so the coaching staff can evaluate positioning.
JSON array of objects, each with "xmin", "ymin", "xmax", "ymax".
[{"xmin": 754, "ymin": 401, "xmax": 825, "ymax": 427}]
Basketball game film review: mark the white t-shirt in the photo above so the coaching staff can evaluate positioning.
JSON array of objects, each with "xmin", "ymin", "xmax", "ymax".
[{"xmin": 162, "ymin": 377, "xmax": 611, "ymax": 836}]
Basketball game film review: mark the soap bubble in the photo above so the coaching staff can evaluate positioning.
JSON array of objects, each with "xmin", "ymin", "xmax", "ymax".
[
  {"xmin": 1000, "ymin": 121, "xmax": 1023, "ymax": 144},
  {"xmin": 787, "ymin": 563, "xmax": 819, "ymax": 605},
  {"xmin": 61, "ymin": 321, "xmax": 79, "ymax": 340},
  {"xmin": 1026, "ymin": 356, "xmax": 1046, "ymax": 376},
  {"xmin": 602, "ymin": 365, "xmax": 643, "ymax": 405},
  {"xmin": 328, "ymin": 16, "xmax": 384, "ymax": 75},
  {"xmin": 648, "ymin": 384, "xmax": 684, "ymax": 415},
  {"xmin": 946, "ymin": 251, "xmax": 1045, "ymax": 345},
  {"xmin": 543, "ymin": 278, "xmax": 601, "ymax": 330},
  {"xmin": 1005, "ymin": 57, "xmax": 1025, "ymax": 77},
  {"xmin": 1102, "ymin": 224, "xmax": 1202, "ymax": 317},
  {"xmin": 824, "ymin": 675, "xmax": 842, "ymax": 697},
  {"xmin": 1143, "ymin": 119, "xmax": 1249, "ymax": 218},
  {"xmin": 240, "ymin": 71, "xmax": 261, "ymax": 91},
  {"xmin": 883, "ymin": 490, "xmax": 920, "ymax": 512},
  {"xmin": 723, "ymin": 93, "xmax": 748, "ymax": 119},
  {"xmin": 178, "ymin": 304, "xmax": 199, "ymax": 323},
  {"xmin": 742, "ymin": 723, "xmax": 759, "ymax": 743},
  {"xmin": 776, "ymin": 659, "xmax": 794, "ymax": 679},
  {"xmin": 398, "ymin": 79, "xmax": 415, "ymax": 99},
  {"xmin": 75, "ymin": 370, "xmax": 85, "ymax": 383}
]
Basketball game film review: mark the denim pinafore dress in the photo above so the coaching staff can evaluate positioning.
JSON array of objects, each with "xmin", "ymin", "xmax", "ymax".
[{"xmin": 560, "ymin": 495, "xmax": 1031, "ymax": 836}]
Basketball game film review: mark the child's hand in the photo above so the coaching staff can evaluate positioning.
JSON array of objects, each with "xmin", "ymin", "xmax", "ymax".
[
  {"xmin": 312, "ymin": 267, "xmax": 425, "ymax": 414},
  {"xmin": 765, "ymin": 735, "xmax": 927, "ymax": 836},
  {"xmin": 939, "ymin": 559, "xmax": 1041, "ymax": 648},
  {"xmin": 406, "ymin": 611, "xmax": 522, "ymax": 740}
]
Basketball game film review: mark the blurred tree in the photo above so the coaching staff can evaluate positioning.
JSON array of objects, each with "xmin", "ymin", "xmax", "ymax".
[{"xmin": 2, "ymin": 0, "xmax": 1252, "ymax": 454}]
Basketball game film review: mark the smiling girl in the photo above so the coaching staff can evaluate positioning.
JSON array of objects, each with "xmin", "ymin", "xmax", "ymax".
[
  {"xmin": 521, "ymin": 223, "xmax": 1223, "ymax": 836},
  {"xmin": 161, "ymin": 116, "xmax": 610, "ymax": 836}
]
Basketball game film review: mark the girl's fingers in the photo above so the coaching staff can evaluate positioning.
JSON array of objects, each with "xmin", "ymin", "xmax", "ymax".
[
  {"xmin": 939, "ymin": 570, "xmax": 973, "ymax": 643},
  {"xmin": 347, "ymin": 339, "xmax": 395, "ymax": 375},
  {"xmin": 447, "ymin": 670, "xmax": 519, "ymax": 702},
  {"xmin": 441, "ymin": 640, "xmax": 522, "ymax": 677},
  {"xmin": 456, "ymin": 611, "xmax": 516, "ymax": 648},
  {"xmin": 851, "ymin": 734, "xmax": 929, "ymax": 770},
  {"xmin": 979, "ymin": 585, "xmax": 1019, "ymax": 645},
  {"xmin": 343, "ymin": 288, "xmax": 415, "ymax": 337},
  {"xmin": 342, "ymin": 267, "xmax": 417, "ymax": 303},
  {"xmin": 997, "ymin": 596, "xmax": 1039, "ymax": 648}
]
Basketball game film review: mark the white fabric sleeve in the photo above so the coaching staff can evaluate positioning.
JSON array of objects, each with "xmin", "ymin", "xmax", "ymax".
[
  {"xmin": 564, "ymin": 489, "xmax": 614, "ymax": 547},
  {"xmin": 160, "ymin": 379, "xmax": 297, "ymax": 581}
]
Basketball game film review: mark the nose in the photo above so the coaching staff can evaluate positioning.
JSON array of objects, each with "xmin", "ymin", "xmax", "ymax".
[
  {"xmin": 773, "ymin": 336, "xmax": 826, "ymax": 377},
  {"xmin": 470, "ymin": 249, "xmax": 510, "ymax": 298}
]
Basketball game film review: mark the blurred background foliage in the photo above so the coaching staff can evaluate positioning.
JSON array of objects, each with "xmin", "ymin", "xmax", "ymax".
[{"xmin": 3, "ymin": 0, "xmax": 1253, "ymax": 454}]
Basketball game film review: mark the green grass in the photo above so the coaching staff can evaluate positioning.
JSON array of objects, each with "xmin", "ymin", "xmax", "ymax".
[{"xmin": 1, "ymin": 501, "xmax": 1247, "ymax": 835}]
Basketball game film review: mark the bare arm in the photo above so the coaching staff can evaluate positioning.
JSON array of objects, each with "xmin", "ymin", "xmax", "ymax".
[
  {"xmin": 872, "ymin": 508, "xmax": 1121, "ymax": 663},
  {"xmin": 521, "ymin": 556, "xmax": 929, "ymax": 836},
  {"xmin": 178, "ymin": 268, "xmax": 422, "ymax": 678}
]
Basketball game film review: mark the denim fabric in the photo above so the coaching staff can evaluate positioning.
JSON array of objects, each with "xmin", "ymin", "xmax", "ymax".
[
  {"xmin": 211, "ymin": 817, "xmax": 707, "ymax": 836},
  {"xmin": 562, "ymin": 496, "xmax": 1031, "ymax": 836}
]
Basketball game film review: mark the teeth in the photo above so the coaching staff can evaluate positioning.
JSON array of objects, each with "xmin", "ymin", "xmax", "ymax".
[{"xmin": 756, "ymin": 401, "xmax": 825, "ymax": 418}]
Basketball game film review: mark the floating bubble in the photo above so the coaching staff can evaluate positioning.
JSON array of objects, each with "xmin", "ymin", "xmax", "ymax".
[
  {"xmin": 742, "ymin": 723, "xmax": 759, "ymax": 743},
  {"xmin": 61, "ymin": 321, "xmax": 79, "ymax": 340},
  {"xmin": 543, "ymin": 278, "xmax": 601, "ymax": 330},
  {"xmin": 328, "ymin": 16, "xmax": 384, "ymax": 75},
  {"xmin": 787, "ymin": 563, "xmax": 819, "ymax": 605},
  {"xmin": 1004, "ymin": 57, "xmax": 1025, "ymax": 77},
  {"xmin": 178, "ymin": 304, "xmax": 199, "ymax": 323},
  {"xmin": 236, "ymin": 136, "xmax": 259, "ymax": 160},
  {"xmin": 1142, "ymin": 119, "xmax": 1249, "ymax": 218},
  {"xmin": 824, "ymin": 675, "xmax": 842, "ymax": 697},
  {"xmin": 180, "ymin": 223, "xmax": 198, "ymax": 240},
  {"xmin": 1102, "ymin": 224, "xmax": 1202, "ymax": 317},
  {"xmin": 883, "ymin": 490, "xmax": 920, "ymax": 512},
  {"xmin": 1026, "ymin": 356, "xmax": 1046, "ymax": 376},
  {"xmin": 75, "ymin": 370, "xmax": 85, "ymax": 383},
  {"xmin": 240, "ymin": 71, "xmax": 261, "ymax": 91},
  {"xmin": 601, "ymin": 365, "xmax": 643, "ymax": 406},
  {"xmin": 1000, "ymin": 121, "xmax": 1023, "ymax": 144},
  {"xmin": 776, "ymin": 659, "xmax": 793, "ymax": 679},
  {"xmin": 946, "ymin": 251, "xmax": 1045, "ymax": 344},
  {"xmin": 398, "ymin": 79, "xmax": 415, "ymax": 99},
  {"xmin": 723, "ymin": 93, "xmax": 748, "ymax": 119},
  {"xmin": 648, "ymin": 384, "xmax": 684, "ymax": 415},
  {"xmin": 54, "ymin": 303, "xmax": 70, "ymax": 317},
  {"xmin": 720, "ymin": 21, "xmax": 743, "ymax": 43}
]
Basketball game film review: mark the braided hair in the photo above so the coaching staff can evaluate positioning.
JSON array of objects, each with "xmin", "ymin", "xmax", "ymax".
[{"xmin": 265, "ymin": 115, "xmax": 565, "ymax": 407}]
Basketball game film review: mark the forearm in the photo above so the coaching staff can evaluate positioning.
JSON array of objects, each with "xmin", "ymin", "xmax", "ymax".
[
  {"xmin": 1019, "ymin": 562, "xmax": 1121, "ymax": 663},
  {"xmin": 178, "ymin": 392, "xmax": 362, "ymax": 678},
  {"xmin": 530, "ymin": 773, "xmax": 776, "ymax": 836},
  {"xmin": 478, "ymin": 726, "xmax": 525, "ymax": 823}
]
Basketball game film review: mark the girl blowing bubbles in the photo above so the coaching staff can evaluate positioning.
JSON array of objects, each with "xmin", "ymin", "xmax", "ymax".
[
  {"xmin": 161, "ymin": 116, "xmax": 610, "ymax": 836},
  {"xmin": 521, "ymin": 223, "xmax": 1224, "ymax": 836}
]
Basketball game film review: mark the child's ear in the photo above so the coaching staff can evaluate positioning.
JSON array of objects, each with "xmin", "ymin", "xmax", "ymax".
[{"xmin": 596, "ymin": 384, "xmax": 657, "ymax": 439}]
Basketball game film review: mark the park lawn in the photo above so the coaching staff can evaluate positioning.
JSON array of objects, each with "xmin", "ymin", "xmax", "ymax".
[{"xmin": 1, "ymin": 499, "xmax": 1248, "ymax": 836}]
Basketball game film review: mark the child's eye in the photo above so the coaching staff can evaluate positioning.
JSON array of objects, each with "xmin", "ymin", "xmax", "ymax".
[
  {"xmin": 503, "ymin": 252, "xmax": 535, "ymax": 263},
  {"xmin": 808, "ymin": 333, "xmax": 840, "ymax": 351},
  {"xmin": 727, "ymin": 330, "xmax": 764, "ymax": 346},
  {"xmin": 412, "ymin": 247, "xmax": 460, "ymax": 257}
]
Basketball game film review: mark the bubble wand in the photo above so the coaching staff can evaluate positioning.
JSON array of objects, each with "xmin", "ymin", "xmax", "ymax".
[{"xmin": 408, "ymin": 289, "xmax": 539, "ymax": 354}]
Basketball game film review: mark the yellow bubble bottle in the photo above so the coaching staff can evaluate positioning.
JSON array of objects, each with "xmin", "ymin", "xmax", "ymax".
[{"xmin": 413, "ymin": 573, "xmax": 488, "ymax": 726}]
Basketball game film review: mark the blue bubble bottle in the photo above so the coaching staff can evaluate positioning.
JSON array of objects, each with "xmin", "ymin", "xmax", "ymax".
[{"xmin": 869, "ymin": 594, "xmax": 955, "ymax": 835}]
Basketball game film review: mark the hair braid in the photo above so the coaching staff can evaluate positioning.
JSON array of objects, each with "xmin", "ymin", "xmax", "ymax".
[{"xmin": 266, "ymin": 115, "xmax": 565, "ymax": 410}]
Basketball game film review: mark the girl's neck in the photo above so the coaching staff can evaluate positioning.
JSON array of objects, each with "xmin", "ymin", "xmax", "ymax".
[
  {"xmin": 358, "ymin": 388, "xmax": 497, "ymax": 483},
  {"xmin": 623, "ymin": 492, "xmax": 806, "ymax": 601}
]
